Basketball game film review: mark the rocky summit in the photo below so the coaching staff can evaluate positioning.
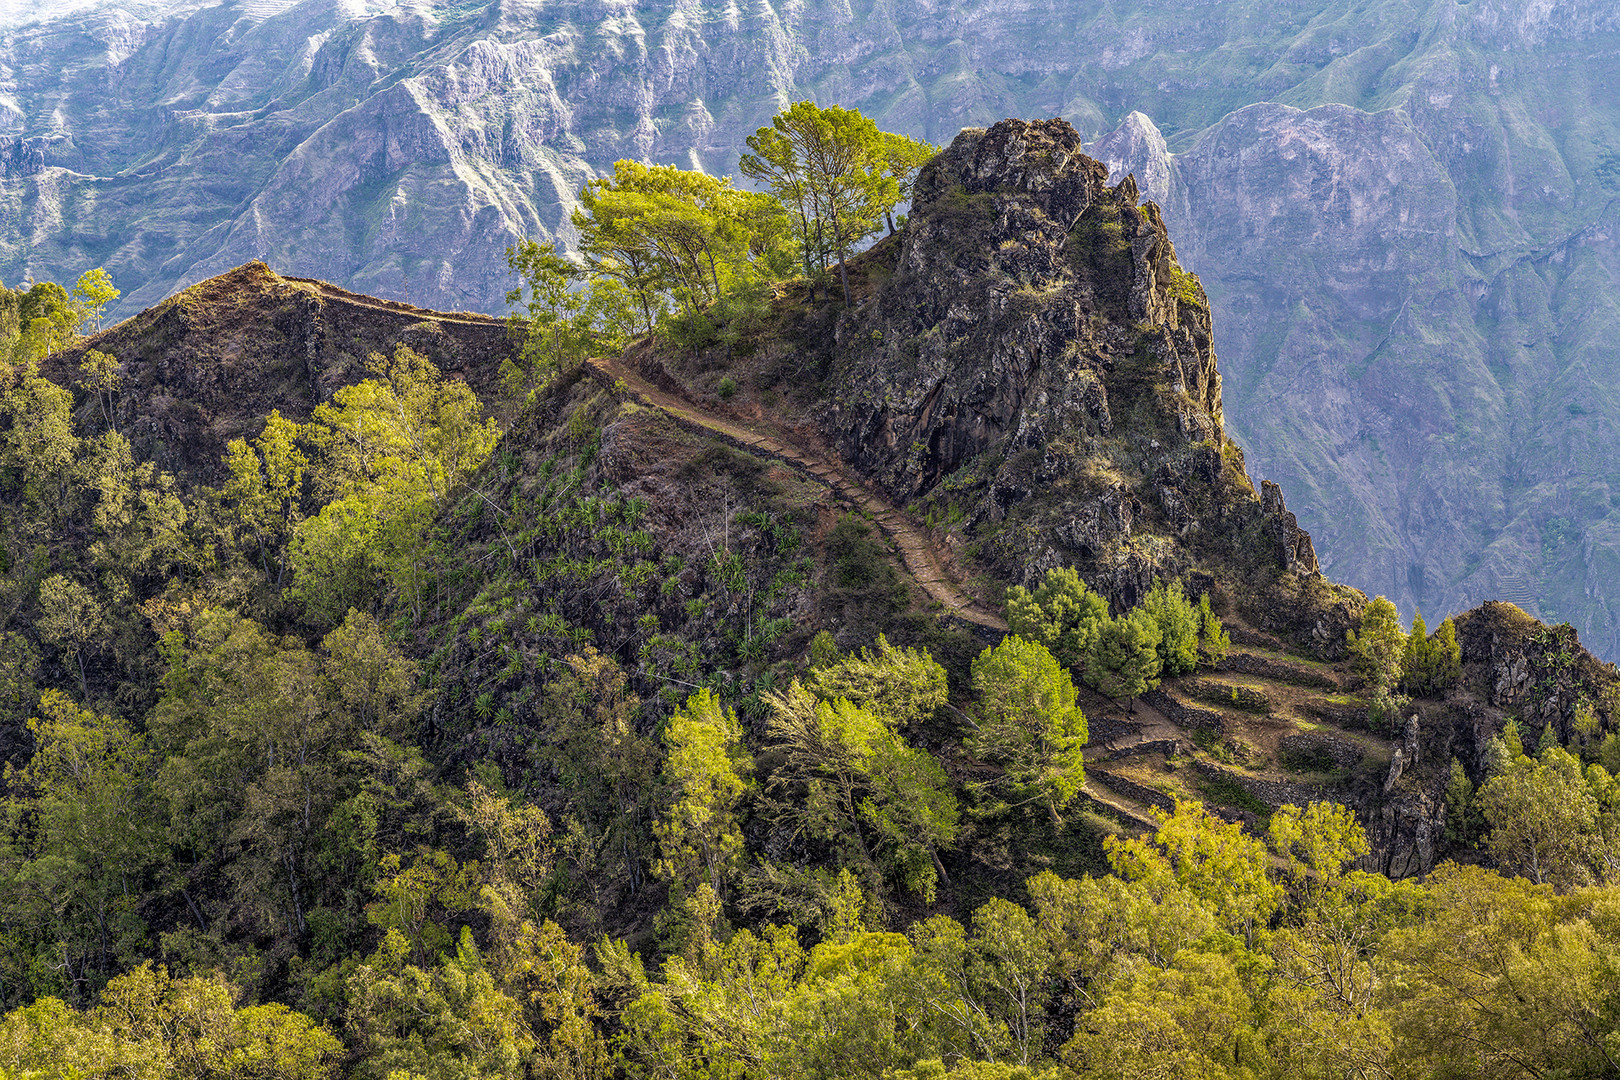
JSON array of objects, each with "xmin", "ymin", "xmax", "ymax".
[{"xmin": 638, "ymin": 118, "xmax": 1354, "ymax": 649}]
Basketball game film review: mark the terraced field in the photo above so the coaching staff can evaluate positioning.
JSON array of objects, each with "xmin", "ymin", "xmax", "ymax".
[{"xmin": 1079, "ymin": 633, "xmax": 1391, "ymax": 833}]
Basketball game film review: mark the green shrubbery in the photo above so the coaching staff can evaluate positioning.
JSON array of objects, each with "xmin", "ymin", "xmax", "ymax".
[{"xmin": 1005, "ymin": 567, "xmax": 1228, "ymax": 705}]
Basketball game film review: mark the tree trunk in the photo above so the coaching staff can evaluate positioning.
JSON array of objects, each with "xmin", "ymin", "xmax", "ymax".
[
  {"xmin": 829, "ymin": 206, "xmax": 852, "ymax": 306},
  {"xmin": 182, "ymin": 887, "xmax": 209, "ymax": 932}
]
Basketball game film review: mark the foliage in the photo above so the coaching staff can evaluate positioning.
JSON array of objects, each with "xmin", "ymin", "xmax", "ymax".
[
  {"xmin": 764, "ymin": 684, "xmax": 957, "ymax": 902},
  {"xmin": 292, "ymin": 345, "xmax": 498, "ymax": 626},
  {"xmin": 1139, "ymin": 578, "xmax": 1200, "ymax": 677},
  {"xmin": 1003, "ymin": 566, "xmax": 1108, "ymax": 670},
  {"xmin": 1478, "ymin": 743, "xmax": 1599, "ymax": 887},
  {"xmin": 967, "ymin": 636, "xmax": 1088, "ymax": 823},
  {"xmin": 1400, "ymin": 613, "xmax": 1461, "ymax": 697},
  {"xmin": 740, "ymin": 100, "xmax": 929, "ymax": 303},
  {"xmin": 804, "ymin": 633, "xmax": 948, "ymax": 731},
  {"xmin": 1106, "ymin": 800, "xmax": 1282, "ymax": 940},
  {"xmin": 1348, "ymin": 595, "xmax": 1406, "ymax": 696},
  {"xmin": 1197, "ymin": 592, "xmax": 1229, "ymax": 664},
  {"xmin": 1084, "ymin": 608, "xmax": 1163, "ymax": 705},
  {"xmin": 0, "ymin": 692, "xmax": 164, "ymax": 1004},
  {"xmin": 572, "ymin": 159, "xmax": 793, "ymax": 330},
  {"xmin": 9, "ymin": 132, "xmax": 1620, "ymax": 1080},
  {"xmin": 0, "ymin": 963, "xmax": 342, "ymax": 1079},
  {"xmin": 653, "ymin": 688, "xmax": 752, "ymax": 899}
]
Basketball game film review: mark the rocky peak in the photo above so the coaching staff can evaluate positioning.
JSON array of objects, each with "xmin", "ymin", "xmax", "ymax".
[
  {"xmin": 803, "ymin": 118, "xmax": 1355, "ymax": 642},
  {"xmin": 45, "ymin": 261, "xmax": 510, "ymax": 485},
  {"xmin": 936, "ymin": 118, "xmax": 1106, "ymax": 217}
]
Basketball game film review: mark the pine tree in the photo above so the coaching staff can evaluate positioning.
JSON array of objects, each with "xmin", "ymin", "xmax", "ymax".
[
  {"xmin": 1005, "ymin": 566, "xmax": 1109, "ymax": 670},
  {"xmin": 1140, "ymin": 578, "xmax": 1200, "ymax": 676},
  {"xmin": 1197, "ymin": 592, "xmax": 1230, "ymax": 665},
  {"xmin": 1085, "ymin": 609, "xmax": 1164, "ymax": 709}
]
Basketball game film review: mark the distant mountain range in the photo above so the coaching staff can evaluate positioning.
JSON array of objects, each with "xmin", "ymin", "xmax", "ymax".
[{"xmin": 5, "ymin": 0, "xmax": 1620, "ymax": 660}]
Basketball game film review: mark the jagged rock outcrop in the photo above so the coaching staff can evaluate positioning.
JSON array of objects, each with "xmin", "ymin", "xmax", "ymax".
[
  {"xmin": 1261, "ymin": 480, "xmax": 1319, "ymax": 575},
  {"xmin": 790, "ymin": 118, "xmax": 1359, "ymax": 645},
  {"xmin": 1364, "ymin": 599, "xmax": 1620, "ymax": 876}
]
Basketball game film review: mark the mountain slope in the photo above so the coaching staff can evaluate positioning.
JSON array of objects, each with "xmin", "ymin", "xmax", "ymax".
[{"xmin": 6, "ymin": 0, "xmax": 1620, "ymax": 658}]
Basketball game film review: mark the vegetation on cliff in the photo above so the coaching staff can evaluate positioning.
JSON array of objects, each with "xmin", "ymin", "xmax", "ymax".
[{"xmin": 1, "ymin": 108, "xmax": 1620, "ymax": 1079}]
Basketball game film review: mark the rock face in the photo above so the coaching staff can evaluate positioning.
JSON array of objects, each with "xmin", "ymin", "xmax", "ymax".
[{"xmin": 1095, "ymin": 93, "xmax": 1620, "ymax": 664}]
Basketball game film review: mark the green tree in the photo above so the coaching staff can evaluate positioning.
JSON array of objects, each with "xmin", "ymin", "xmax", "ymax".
[
  {"xmin": 740, "ymin": 101, "xmax": 902, "ymax": 304},
  {"xmin": 499, "ymin": 918, "xmax": 611, "ymax": 1080},
  {"xmin": 653, "ymin": 688, "xmax": 752, "ymax": 899},
  {"xmin": 533, "ymin": 649, "xmax": 660, "ymax": 902},
  {"xmin": 84, "ymin": 430, "xmax": 192, "ymax": 601},
  {"xmin": 0, "ymin": 360, "xmax": 81, "ymax": 519},
  {"xmin": 613, "ymin": 922, "xmax": 806, "ymax": 1079},
  {"xmin": 966, "ymin": 899, "xmax": 1052, "ymax": 1067},
  {"xmin": 1403, "ymin": 613, "xmax": 1461, "ymax": 697},
  {"xmin": 17, "ymin": 281, "xmax": 84, "ymax": 358},
  {"xmin": 294, "ymin": 346, "xmax": 497, "ymax": 624},
  {"xmin": 1348, "ymin": 597, "xmax": 1406, "ymax": 721},
  {"xmin": 71, "ymin": 268, "xmax": 119, "ymax": 333},
  {"xmin": 1384, "ymin": 863, "xmax": 1620, "ymax": 1079},
  {"xmin": 221, "ymin": 409, "xmax": 308, "ymax": 587},
  {"xmin": 764, "ymin": 684, "xmax": 958, "ymax": 900},
  {"xmin": 76, "ymin": 348, "xmax": 120, "ymax": 432},
  {"xmin": 879, "ymin": 131, "xmax": 939, "ymax": 235},
  {"xmin": 967, "ymin": 636, "xmax": 1088, "ymax": 824},
  {"xmin": 1139, "ymin": 578, "xmax": 1200, "ymax": 677},
  {"xmin": 0, "ymin": 963, "xmax": 342, "ymax": 1079},
  {"xmin": 35, "ymin": 574, "xmax": 102, "ymax": 698},
  {"xmin": 1444, "ymin": 756, "xmax": 1483, "ymax": 848},
  {"xmin": 1428, "ymin": 616, "xmax": 1461, "ymax": 691},
  {"xmin": 151, "ymin": 608, "xmax": 418, "ymax": 947},
  {"xmin": 344, "ymin": 928, "xmax": 531, "ymax": 1080},
  {"xmin": 0, "ymin": 692, "xmax": 165, "ymax": 1004},
  {"xmin": 1085, "ymin": 608, "xmax": 1163, "ymax": 707},
  {"xmin": 1478, "ymin": 744, "xmax": 1598, "ymax": 886},
  {"xmin": 504, "ymin": 240, "xmax": 589, "ymax": 401},
  {"xmin": 1399, "ymin": 609, "xmax": 1431, "ymax": 694},
  {"xmin": 1003, "ymin": 567, "xmax": 1108, "ymax": 670},
  {"xmin": 1061, "ymin": 947, "xmax": 1267, "ymax": 1080},
  {"xmin": 1266, "ymin": 800, "xmax": 1370, "ymax": 910},
  {"xmin": 1106, "ymin": 800, "xmax": 1282, "ymax": 941},
  {"xmin": 1196, "ymin": 592, "xmax": 1229, "ymax": 665},
  {"xmin": 322, "ymin": 608, "xmax": 428, "ymax": 741},
  {"xmin": 804, "ymin": 633, "xmax": 948, "ymax": 731},
  {"xmin": 572, "ymin": 160, "xmax": 790, "ymax": 323}
]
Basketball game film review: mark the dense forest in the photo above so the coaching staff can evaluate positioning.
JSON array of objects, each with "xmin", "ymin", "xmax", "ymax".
[{"xmin": 2, "ymin": 104, "xmax": 1620, "ymax": 1079}]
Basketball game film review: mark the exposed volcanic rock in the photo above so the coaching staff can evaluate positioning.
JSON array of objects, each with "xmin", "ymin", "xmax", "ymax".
[{"xmin": 800, "ymin": 119, "xmax": 1355, "ymax": 647}]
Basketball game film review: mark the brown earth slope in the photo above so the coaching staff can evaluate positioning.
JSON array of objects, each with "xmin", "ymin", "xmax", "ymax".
[{"xmin": 43, "ymin": 262, "xmax": 514, "ymax": 486}]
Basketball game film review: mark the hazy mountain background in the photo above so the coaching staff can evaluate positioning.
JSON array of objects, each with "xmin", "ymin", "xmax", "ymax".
[{"xmin": 4, "ymin": 0, "xmax": 1620, "ymax": 659}]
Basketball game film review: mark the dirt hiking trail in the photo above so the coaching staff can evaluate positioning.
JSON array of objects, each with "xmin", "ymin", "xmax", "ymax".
[{"xmin": 585, "ymin": 357, "xmax": 1007, "ymax": 632}]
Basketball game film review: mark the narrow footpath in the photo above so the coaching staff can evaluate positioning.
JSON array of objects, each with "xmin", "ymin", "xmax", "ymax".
[{"xmin": 585, "ymin": 357, "xmax": 1008, "ymax": 631}]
